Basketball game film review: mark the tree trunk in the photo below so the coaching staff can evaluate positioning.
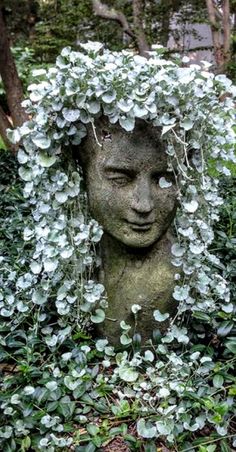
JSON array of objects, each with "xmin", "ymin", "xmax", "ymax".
[
  {"xmin": 132, "ymin": 0, "xmax": 150, "ymax": 57},
  {"xmin": 0, "ymin": 7, "xmax": 27, "ymax": 135},
  {"xmin": 206, "ymin": 0, "xmax": 223, "ymax": 69},
  {"xmin": 159, "ymin": 3, "xmax": 171, "ymax": 47},
  {"xmin": 206, "ymin": 0, "xmax": 232, "ymax": 73},
  {"xmin": 222, "ymin": 0, "xmax": 231, "ymax": 66}
]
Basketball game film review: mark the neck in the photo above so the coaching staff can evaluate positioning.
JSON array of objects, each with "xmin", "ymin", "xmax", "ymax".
[
  {"xmin": 100, "ymin": 230, "xmax": 172, "ymax": 261},
  {"xmin": 96, "ymin": 229, "xmax": 177, "ymax": 345}
]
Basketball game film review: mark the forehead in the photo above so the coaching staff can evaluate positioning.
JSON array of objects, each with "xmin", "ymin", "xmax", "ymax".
[{"xmin": 96, "ymin": 121, "xmax": 168, "ymax": 172}]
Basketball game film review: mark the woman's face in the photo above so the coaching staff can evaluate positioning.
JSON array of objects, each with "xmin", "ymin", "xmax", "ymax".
[{"xmin": 82, "ymin": 122, "xmax": 177, "ymax": 248}]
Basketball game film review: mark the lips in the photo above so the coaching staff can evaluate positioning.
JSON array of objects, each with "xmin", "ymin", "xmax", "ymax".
[{"xmin": 126, "ymin": 220, "xmax": 154, "ymax": 231}]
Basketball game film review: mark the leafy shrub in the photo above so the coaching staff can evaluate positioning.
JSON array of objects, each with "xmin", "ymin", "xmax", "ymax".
[{"xmin": 211, "ymin": 177, "xmax": 236, "ymax": 353}]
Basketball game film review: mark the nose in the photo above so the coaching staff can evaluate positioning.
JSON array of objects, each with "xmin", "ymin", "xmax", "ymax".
[{"xmin": 131, "ymin": 177, "xmax": 154, "ymax": 214}]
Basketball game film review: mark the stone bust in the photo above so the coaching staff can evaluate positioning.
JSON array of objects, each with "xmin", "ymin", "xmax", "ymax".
[{"xmin": 79, "ymin": 118, "xmax": 177, "ymax": 345}]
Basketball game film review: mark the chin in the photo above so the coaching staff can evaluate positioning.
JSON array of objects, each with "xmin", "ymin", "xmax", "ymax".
[{"xmin": 118, "ymin": 234, "xmax": 158, "ymax": 249}]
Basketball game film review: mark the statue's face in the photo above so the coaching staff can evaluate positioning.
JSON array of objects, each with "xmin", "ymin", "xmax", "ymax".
[{"xmin": 83, "ymin": 122, "xmax": 177, "ymax": 248}]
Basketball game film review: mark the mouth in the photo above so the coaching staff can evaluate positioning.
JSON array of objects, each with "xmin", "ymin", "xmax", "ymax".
[{"xmin": 126, "ymin": 221, "xmax": 154, "ymax": 231}]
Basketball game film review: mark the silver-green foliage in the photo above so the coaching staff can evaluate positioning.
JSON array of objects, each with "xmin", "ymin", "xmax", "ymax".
[{"xmin": 1, "ymin": 42, "xmax": 236, "ymax": 450}]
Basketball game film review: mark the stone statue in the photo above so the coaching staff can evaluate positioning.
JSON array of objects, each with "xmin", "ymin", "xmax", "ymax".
[{"xmin": 79, "ymin": 118, "xmax": 177, "ymax": 345}]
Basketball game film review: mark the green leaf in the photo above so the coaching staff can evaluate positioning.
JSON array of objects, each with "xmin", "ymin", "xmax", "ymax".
[
  {"xmin": 192, "ymin": 311, "xmax": 211, "ymax": 322},
  {"xmin": 183, "ymin": 200, "xmax": 198, "ymax": 213},
  {"xmin": 17, "ymin": 149, "xmax": 28, "ymax": 164},
  {"xmin": 181, "ymin": 118, "xmax": 193, "ymax": 130},
  {"xmin": 217, "ymin": 321, "xmax": 234, "ymax": 337},
  {"xmin": 225, "ymin": 340, "xmax": 236, "ymax": 354},
  {"xmin": 200, "ymin": 447, "xmax": 216, "ymax": 452},
  {"xmin": 20, "ymin": 436, "xmax": 31, "ymax": 451},
  {"xmin": 76, "ymin": 443, "xmax": 96, "ymax": 452},
  {"xmin": 118, "ymin": 365, "xmax": 139, "ymax": 382},
  {"xmin": 32, "ymin": 133, "xmax": 51, "ymax": 149},
  {"xmin": 120, "ymin": 320, "xmax": 131, "ymax": 331},
  {"xmin": 228, "ymin": 385, "xmax": 236, "ymax": 395},
  {"xmin": 62, "ymin": 108, "xmax": 80, "ymax": 122},
  {"xmin": 215, "ymin": 402, "xmax": 228, "ymax": 416},
  {"xmin": 87, "ymin": 424, "xmax": 99, "ymax": 436},
  {"xmin": 153, "ymin": 309, "xmax": 169, "ymax": 322},
  {"xmin": 159, "ymin": 176, "xmax": 173, "ymax": 188},
  {"xmin": 119, "ymin": 116, "xmax": 135, "ymax": 132},
  {"xmin": 132, "ymin": 333, "xmax": 142, "ymax": 351},
  {"xmin": 87, "ymin": 101, "xmax": 100, "ymax": 114},
  {"xmin": 90, "ymin": 309, "xmax": 105, "ymax": 324},
  {"xmin": 44, "ymin": 258, "xmax": 58, "ymax": 272},
  {"xmin": 213, "ymin": 374, "xmax": 224, "ymax": 388},
  {"xmin": 120, "ymin": 333, "xmax": 132, "ymax": 345},
  {"xmin": 93, "ymin": 436, "xmax": 102, "ymax": 447},
  {"xmin": 137, "ymin": 419, "xmax": 156, "ymax": 439},
  {"xmin": 47, "ymin": 401, "xmax": 59, "ymax": 413},
  {"xmin": 220, "ymin": 440, "xmax": 232, "ymax": 452},
  {"xmin": 32, "ymin": 289, "xmax": 47, "ymax": 305},
  {"xmin": 58, "ymin": 397, "xmax": 76, "ymax": 418},
  {"xmin": 111, "ymin": 400, "xmax": 130, "ymax": 417},
  {"xmin": 144, "ymin": 350, "xmax": 154, "ymax": 362},
  {"xmin": 124, "ymin": 434, "xmax": 139, "ymax": 445},
  {"xmin": 7, "ymin": 128, "xmax": 21, "ymax": 144},
  {"xmin": 38, "ymin": 152, "xmax": 57, "ymax": 167},
  {"xmin": 144, "ymin": 441, "xmax": 157, "ymax": 452},
  {"xmin": 30, "ymin": 261, "xmax": 42, "ymax": 275},
  {"xmin": 5, "ymin": 440, "xmax": 16, "ymax": 452},
  {"xmin": 96, "ymin": 339, "xmax": 108, "ymax": 352},
  {"xmin": 32, "ymin": 68, "xmax": 47, "ymax": 76},
  {"xmin": 102, "ymin": 90, "xmax": 116, "ymax": 104},
  {"xmin": 109, "ymin": 424, "xmax": 127, "ymax": 436},
  {"xmin": 73, "ymin": 383, "xmax": 87, "ymax": 399},
  {"xmin": 92, "ymin": 401, "xmax": 109, "ymax": 414},
  {"xmin": 55, "ymin": 192, "xmax": 68, "ymax": 203},
  {"xmin": 19, "ymin": 166, "xmax": 33, "ymax": 181}
]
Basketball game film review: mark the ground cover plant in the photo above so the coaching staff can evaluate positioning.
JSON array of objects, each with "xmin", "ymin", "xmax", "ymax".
[{"xmin": 0, "ymin": 43, "xmax": 236, "ymax": 451}]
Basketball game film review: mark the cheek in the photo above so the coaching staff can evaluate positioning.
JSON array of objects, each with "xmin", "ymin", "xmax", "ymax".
[
  {"xmin": 88, "ymin": 185, "xmax": 124, "ymax": 221},
  {"xmin": 153, "ymin": 188, "xmax": 177, "ymax": 216}
]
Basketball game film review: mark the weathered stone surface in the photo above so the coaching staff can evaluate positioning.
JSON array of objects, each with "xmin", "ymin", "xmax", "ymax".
[
  {"xmin": 98, "ymin": 233, "xmax": 176, "ymax": 343},
  {"xmin": 80, "ymin": 119, "xmax": 178, "ymax": 345}
]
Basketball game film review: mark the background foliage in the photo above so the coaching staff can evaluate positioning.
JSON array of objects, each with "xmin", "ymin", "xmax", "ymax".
[{"xmin": 2, "ymin": 0, "xmax": 209, "ymax": 61}]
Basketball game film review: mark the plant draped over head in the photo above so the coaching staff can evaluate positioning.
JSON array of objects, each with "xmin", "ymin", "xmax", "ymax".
[{"xmin": 1, "ymin": 42, "xmax": 236, "ymax": 451}]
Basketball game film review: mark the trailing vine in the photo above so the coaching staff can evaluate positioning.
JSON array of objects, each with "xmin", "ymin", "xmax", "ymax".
[{"xmin": 0, "ymin": 42, "xmax": 235, "ymax": 451}]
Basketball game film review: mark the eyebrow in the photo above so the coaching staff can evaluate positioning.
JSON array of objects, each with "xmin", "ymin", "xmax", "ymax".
[
  {"xmin": 103, "ymin": 165, "xmax": 137, "ymax": 175},
  {"xmin": 104, "ymin": 161, "xmax": 168, "ymax": 170}
]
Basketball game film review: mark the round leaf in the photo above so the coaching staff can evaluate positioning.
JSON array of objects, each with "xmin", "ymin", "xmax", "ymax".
[
  {"xmin": 38, "ymin": 152, "xmax": 57, "ymax": 167},
  {"xmin": 90, "ymin": 309, "xmax": 105, "ymax": 324}
]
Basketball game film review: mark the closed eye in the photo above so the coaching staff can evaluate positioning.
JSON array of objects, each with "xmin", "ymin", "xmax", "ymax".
[
  {"xmin": 104, "ymin": 168, "xmax": 135, "ymax": 186},
  {"xmin": 107, "ymin": 174, "xmax": 132, "ymax": 186}
]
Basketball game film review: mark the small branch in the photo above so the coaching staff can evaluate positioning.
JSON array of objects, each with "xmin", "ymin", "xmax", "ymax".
[
  {"xmin": 92, "ymin": 0, "xmax": 134, "ymax": 38},
  {"xmin": 91, "ymin": 120, "xmax": 102, "ymax": 148}
]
